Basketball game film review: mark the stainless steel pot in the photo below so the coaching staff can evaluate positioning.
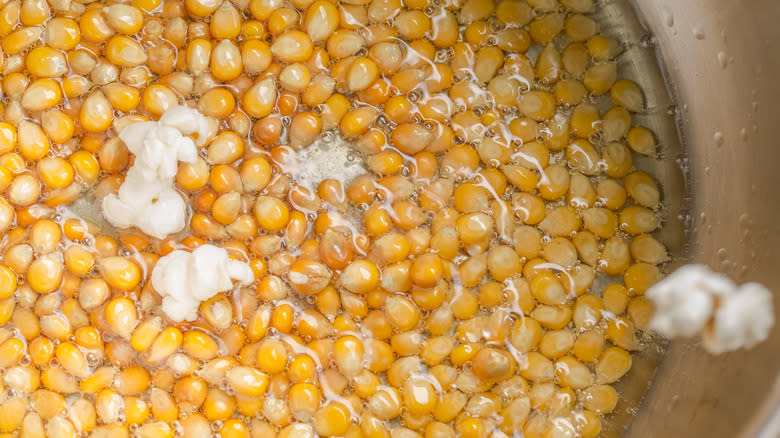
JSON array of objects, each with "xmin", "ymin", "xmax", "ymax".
[{"xmin": 621, "ymin": 1, "xmax": 780, "ymax": 436}]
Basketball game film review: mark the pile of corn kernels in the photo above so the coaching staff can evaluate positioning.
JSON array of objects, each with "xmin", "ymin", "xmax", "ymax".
[{"xmin": 0, "ymin": 0, "xmax": 669, "ymax": 436}]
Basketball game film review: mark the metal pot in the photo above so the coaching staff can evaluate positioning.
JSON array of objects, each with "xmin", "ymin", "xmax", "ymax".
[{"xmin": 621, "ymin": 0, "xmax": 780, "ymax": 436}]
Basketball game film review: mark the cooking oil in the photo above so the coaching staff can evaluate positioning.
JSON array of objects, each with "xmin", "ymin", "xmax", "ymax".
[
  {"xmin": 589, "ymin": 0, "xmax": 687, "ymax": 435},
  {"xmin": 0, "ymin": 0, "xmax": 692, "ymax": 436}
]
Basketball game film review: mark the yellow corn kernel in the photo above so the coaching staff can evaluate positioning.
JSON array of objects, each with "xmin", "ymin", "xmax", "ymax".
[
  {"xmin": 255, "ymin": 338, "xmax": 288, "ymax": 374},
  {"xmin": 141, "ymin": 84, "xmax": 178, "ymax": 118},
  {"xmin": 73, "ymin": 327, "xmax": 101, "ymax": 352},
  {"xmin": 27, "ymin": 254, "xmax": 63, "ymax": 294},
  {"xmin": 44, "ymin": 18, "xmax": 81, "ymax": 50},
  {"xmin": 62, "ymin": 76, "xmax": 91, "ymax": 98},
  {"xmin": 384, "ymin": 295, "xmax": 421, "ymax": 331},
  {"xmin": 619, "ymin": 205, "xmax": 660, "ymax": 235},
  {"xmin": 45, "ymin": 416, "xmax": 78, "ymax": 438},
  {"xmin": 29, "ymin": 337, "xmax": 53, "ymax": 367},
  {"xmin": 79, "ymin": 367, "xmax": 115, "ymax": 394},
  {"xmin": 68, "ymin": 151, "xmax": 100, "ymax": 185},
  {"xmin": 627, "ymin": 296, "xmax": 653, "ymax": 330},
  {"xmin": 209, "ymin": 0, "xmax": 242, "ymax": 37},
  {"xmin": 99, "ymin": 256, "xmax": 141, "ymax": 291},
  {"xmin": 0, "ymin": 153, "xmax": 26, "ymax": 175},
  {"xmin": 104, "ymin": 4, "xmax": 144, "ymax": 35},
  {"xmin": 0, "ymin": 266, "xmax": 16, "ymax": 300},
  {"xmin": 555, "ymin": 355, "xmax": 595, "ymax": 390},
  {"xmin": 253, "ymin": 195, "xmax": 290, "ymax": 232},
  {"xmin": 137, "ymin": 421, "xmax": 173, "ymax": 438},
  {"xmin": 20, "ymin": 412, "xmax": 45, "ymax": 437},
  {"xmin": 114, "ymin": 366, "xmax": 150, "ymax": 397},
  {"xmin": 31, "ymin": 389, "xmax": 67, "ymax": 421},
  {"xmin": 186, "ymin": 38, "xmax": 212, "ymax": 76},
  {"xmin": 623, "ymin": 262, "xmax": 661, "ymax": 295},
  {"xmin": 0, "ymin": 338, "xmax": 24, "ymax": 368},
  {"xmin": 102, "ymin": 82, "xmax": 141, "ymax": 113},
  {"xmin": 79, "ymin": 9, "xmax": 113, "ymax": 43},
  {"xmin": 288, "ymin": 354, "xmax": 317, "ymax": 384},
  {"xmin": 40, "ymin": 313, "xmax": 72, "ymax": 342},
  {"xmin": 303, "ymin": 0, "xmax": 338, "ymax": 42},
  {"xmin": 339, "ymin": 259, "xmax": 380, "ymax": 294},
  {"xmin": 242, "ymin": 78, "xmax": 277, "ymax": 119},
  {"xmin": 0, "ymin": 124, "xmax": 15, "ymax": 156},
  {"xmin": 95, "ymin": 389, "xmax": 125, "ymax": 425},
  {"xmin": 210, "ymin": 40, "xmax": 243, "ymax": 82},
  {"xmin": 184, "ymin": 0, "xmax": 220, "ymax": 16},
  {"xmin": 3, "ymin": 363, "xmax": 39, "ymax": 394},
  {"xmin": 18, "ymin": 121, "xmax": 51, "ymax": 161},
  {"xmin": 135, "ymin": 0, "xmax": 161, "ymax": 13},
  {"xmin": 25, "ymin": 46, "xmax": 67, "ymax": 78},
  {"xmin": 0, "ymin": 167, "xmax": 11, "ymax": 193},
  {"xmin": 288, "ymin": 111, "xmax": 322, "ymax": 148},
  {"xmin": 320, "ymin": 93, "xmax": 350, "ymax": 130},
  {"xmin": 150, "ymin": 387, "xmax": 178, "ymax": 422},
  {"xmin": 182, "ymin": 330, "xmax": 220, "ymax": 360},
  {"xmin": 0, "ymin": 297, "xmax": 13, "ymax": 327},
  {"xmin": 179, "ymin": 414, "xmax": 210, "ymax": 437},
  {"xmin": 287, "ymin": 383, "xmax": 320, "ymax": 421},
  {"xmin": 333, "ymin": 335, "xmax": 364, "ymax": 379},
  {"xmin": 2, "ymin": 26, "xmax": 43, "ymax": 54},
  {"xmin": 605, "ymin": 315, "xmax": 639, "ymax": 351},
  {"xmin": 611, "ymin": 78, "xmax": 645, "ymax": 112},
  {"xmin": 40, "ymin": 110, "xmax": 75, "ymax": 144},
  {"xmin": 0, "ymin": 398, "xmax": 26, "ymax": 432},
  {"xmin": 623, "ymin": 172, "xmax": 660, "ymax": 210},
  {"xmin": 403, "ymin": 377, "xmax": 438, "ymax": 415},
  {"xmin": 270, "ymin": 303, "xmax": 295, "ymax": 334},
  {"xmin": 584, "ymin": 61, "xmax": 617, "ymax": 95},
  {"xmin": 147, "ymin": 327, "xmax": 183, "ymax": 363},
  {"xmin": 0, "ymin": 1, "xmax": 18, "ymax": 36},
  {"xmin": 456, "ymin": 212, "xmax": 494, "ymax": 245},
  {"xmin": 55, "ymin": 342, "xmax": 89, "ymax": 379},
  {"xmin": 203, "ymin": 388, "xmax": 237, "ymax": 421},
  {"xmin": 64, "ymin": 245, "xmax": 94, "ymax": 277},
  {"xmin": 36, "ymin": 157, "xmax": 74, "ymax": 191},
  {"xmin": 271, "ymin": 30, "xmax": 314, "ymax": 63},
  {"xmin": 573, "ymin": 329, "xmax": 606, "ymax": 364},
  {"xmin": 347, "ymin": 57, "xmax": 379, "ymax": 92},
  {"xmin": 220, "ymin": 419, "xmax": 250, "ymax": 438},
  {"xmin": 313, "ymin": 402, "xmax": 350, "ymax": 437},
  {"xmin": 198, "ymin": 88, "xmax": 236, "ymax": 120},
  {"xmin": 340, "ymin": 106, "xmax": 378, "ymax": 138},
  {"xmin": 62, "ymin": 218, "xmax": 88, "ymax": 241},
  {"xmin": 595, "ymin": 346, "xmax": 632, "ymax": 384},
  {"xmin": 226, "ymin": 366, "xmax": 270, "ymax": 397},
  {"xmin": 105, "ymin": 296, "xmax": 138, "ymax": 340},
  {"xmin": 124, "ymin": 396, "xmax": 150, "ymax": 425},
  {"xmin": 5, "ymin": 244, "xmax": 33, "ymax": 278},
  {"xmin": 20, "ymin": 0, "xmax": 49, "ymax": 26},
  {"xmin": 80, "ymin": 92, "xmax": 114, "ymax": 133},
  {"xmin": 627, "ymin": 125, "xmax": 657, "ymax": 156}
]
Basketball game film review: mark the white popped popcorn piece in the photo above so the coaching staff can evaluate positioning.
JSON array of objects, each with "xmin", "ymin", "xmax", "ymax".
[
  {"xmin": 151, "ymin": 244, "xmax": 253, "ymax": 322},
  {"xmin": 702, "ymin": 282, "xmax": 775, "ymax": 354},
  {"xmin": 647, "ymin": 264, "xmax": 775, "ymax": 354},
  {"xmin": 101, "ymin": 106, "xmax": 210, "ymax": 239},
  {"xmin": 158, "ymin": 105, "xmax": 213, "ymax": 147}
]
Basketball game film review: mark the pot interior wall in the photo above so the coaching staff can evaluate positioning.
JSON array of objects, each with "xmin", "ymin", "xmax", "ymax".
[{"xmin": 623, "ymin": 0, "xmax": 780, "ymax": 437}]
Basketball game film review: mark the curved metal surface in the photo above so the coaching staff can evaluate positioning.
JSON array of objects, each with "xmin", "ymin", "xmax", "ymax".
[{"xmin": 625, "ymin": 1, "xmax": 780, "ymax": 437}]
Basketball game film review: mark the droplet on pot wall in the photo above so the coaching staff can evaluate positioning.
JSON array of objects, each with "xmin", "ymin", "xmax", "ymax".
[
  {"xmin": 714, "ymin": 131, "xmax": 724, "ymax": 147},
  {"xmin": 692, "ymin": 25, "xmax": 705, "ymax": 40},
  {"xmin": 717, "ymin": 51, "xmax": 728, "ymax": 68}
]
